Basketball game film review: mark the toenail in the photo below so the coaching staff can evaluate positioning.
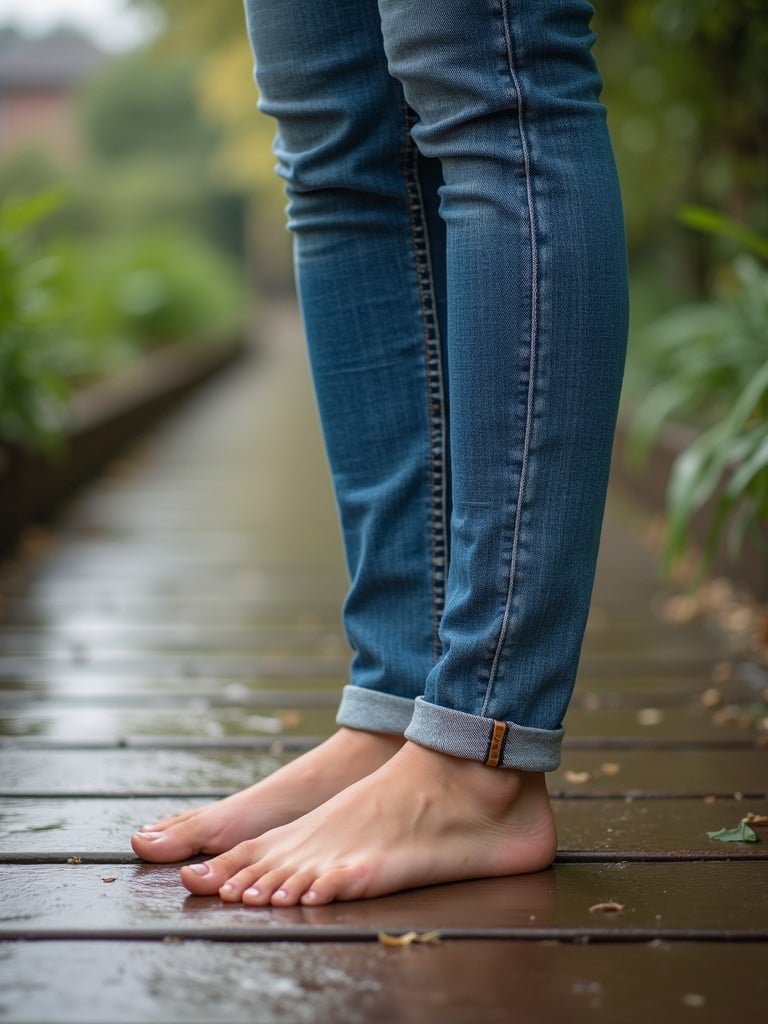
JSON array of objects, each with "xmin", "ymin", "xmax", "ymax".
[
  {"xmin": 303, "ymin": 890, "xmax": 318, "ymax": 903},
  {"xmin": 187, "ymin": 863, "xmax": 210, "ymax": 875},
  {"xmin": 136, "ymin": 831, "xmax": 163, "ymax": 840},
  {"xmin": 220, "ymin": 883, "xmax": 235, "ymax": 894},
  {"xmin": 243, "ymin": 887, "xmax": 260, "ymax": 898},
  {"xmin": 274, "ymin": 889, "xmax": 287, "ymax": 899}
]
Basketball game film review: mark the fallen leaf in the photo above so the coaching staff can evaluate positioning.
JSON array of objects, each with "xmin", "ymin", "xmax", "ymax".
[
  {"xmin": 600, "ymin": 762, "xmax": 621, "ymax": 776},
  {"xmin": 66, "ymin": 857, "xmax": 82, "ymax": 865},
  {"xmin": 278, "ymin": 711, "xmax": 303, "ymax": 729},
  {"xmin": 378, "ymin": 930, "xmax": 442, "ymax": 946},
  {"xmin": 706, "ymin": 822, "xmax": 758, "ymax": 843},
  {"xmin": 102, "ymin": 877, "xmax": 117, "ymax": 883},
  {"xmin": 742, "ymin": 812, "xmax": 768, "ymax": 827},
  {"xmin": 588, "ymin": 902, "xmax": 624, "ymax": 914},
  {"xmin": 565, "ymin": 771, "xmax": 591, "ymax": 784}
]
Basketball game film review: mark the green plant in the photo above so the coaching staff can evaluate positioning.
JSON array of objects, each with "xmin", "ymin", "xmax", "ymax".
[
  {"xmin": 0, "ymin": 190, "xmax": 73, "ymax": 453},
  {"xmin": 72, "ymin": 228, "xmax": 245, "ymax": 352},
  {"xmin": 629, "ymin": 210, "xmax": 768, "ymax": 577},
  {"xmin": 0, "ymin": 188, "xmax": 246, "ymax": 454}
]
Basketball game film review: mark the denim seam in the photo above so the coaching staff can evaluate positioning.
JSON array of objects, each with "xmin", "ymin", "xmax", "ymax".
[
  {"xmin": 481, "ymin": 1, "xmax": 539, "ymax": 717},
  {"xmin": 401, "ymin": 98, "xmax": 448, "ymax": 663}
]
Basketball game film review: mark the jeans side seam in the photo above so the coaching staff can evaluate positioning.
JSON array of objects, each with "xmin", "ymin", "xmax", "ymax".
[
  {"xmin": 481, "ymin": 1, "xmax": 539, "ymax": 716},
  {"xmin": 401, "ymin": 99, "xmax": 448, "ymax": 662}
]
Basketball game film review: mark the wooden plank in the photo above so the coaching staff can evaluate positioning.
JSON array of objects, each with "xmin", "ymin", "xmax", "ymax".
[
  {"xmin": 0, "ymin": 616, "xmax": 720, "ymax": 652},
  {"xmin": 0, "ymin": 940, "xmax": 765, "ymax": 1024},
  {"xmin": 0, "ymin": 653, "xmax": 729, "ymax": 686},
  {"xmin": 1, "ymin": 862, "xmax": 767, "ymax": 939},
  {"xmin": 2, "ymin": 797, "xmax": 766, "ymax": 860},
  {"xmin": 0, "ymin": 747, "xmax": 766, "ymax": 797},
  {"xmin": 0, "ymin": 656, "xmax": 348, "ymax": 683},
  {"xmin": 0, "ymin": 748, "xmax": 282, "ymax": 795},
  {"xmin": 0, "ymin": 624, "xmax": 350, "ymax": 657},
  {"xmin": 0, "ymin": 706, "xmax": 337, "ymax": 744},
  {"xmin": 0, "ymin": 703, "xmax": 765, "ymax": 746}
]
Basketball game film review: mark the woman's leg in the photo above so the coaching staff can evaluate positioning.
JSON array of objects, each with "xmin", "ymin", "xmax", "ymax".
[
  {"xmin": 181, "ymin": 0, "xmax": 629, "ymax": 904},
  {"xmin": 132, "ymin": 0, "xmax": 447, "ymax": 863}
]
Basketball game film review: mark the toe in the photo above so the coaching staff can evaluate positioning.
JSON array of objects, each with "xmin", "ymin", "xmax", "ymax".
[
  {"xmin": 269, "ymin": 871, "xmax": 316, "ymax": 907},
  {"xmin": 240, "ymin": 866, "xmax": 294, "ymax": 906},
  {"xmin": 301, "ymin": 867, "xmax": 370, "ymax": 906},
  {"xmin": 131, "ymin": 820, "xmax": 202, "ymax": 863},
  {"xmin": 180, "ymin": 840, "xmax": 260, "ymax": 895}
]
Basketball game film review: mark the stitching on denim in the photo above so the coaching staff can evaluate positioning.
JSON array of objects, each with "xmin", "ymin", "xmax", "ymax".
[
  {"xmin": 481, "ymin": 0, "xmax": 539, "ymax": 717},
  {"xmin": 401, "ymin": 99, "xmax": 447, "ymax": 662}
]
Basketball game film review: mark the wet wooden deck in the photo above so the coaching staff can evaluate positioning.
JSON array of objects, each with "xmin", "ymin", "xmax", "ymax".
[{"xmin": 1, "ymin": 304, "xmax": 767, "ymax": 1022}]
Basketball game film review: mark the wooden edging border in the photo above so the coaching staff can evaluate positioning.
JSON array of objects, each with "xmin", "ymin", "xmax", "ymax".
[
  {"xmin": 610, "ymin": 410, "xmax": 768, "ymax": 600},
  {"xmin": 0, "ymin": 335, "xmax": 248, "ymax": 555}
]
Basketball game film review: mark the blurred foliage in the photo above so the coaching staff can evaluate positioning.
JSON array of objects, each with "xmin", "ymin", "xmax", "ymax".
[
  {"xmin": 81, "ymin": 54, "xmax": 217, "ymax": 163},
  {"xmin": 132, "ymin": 0, "xmax": 283, "ymax": 201},
  {"xmin": 591, "ymin": 1, "xmax": 768, "ymax": 577},
  {"xmin": 628, "ymin": 219, "xmax": 768, "ymax": 573},
  {"xmin": 0, "ymin": 191, "xmax": 76, "ymax": 453},
  {"xmin": 594, "ymin": 0, "xmax": 768, "ymax": 296},
  {"xmin": 0, "ymin": 27, "xmax": 251, "ymax": 451},
  {"xmin": 0, "ymin": 190, "xmax": 245, "ymax": 452}
]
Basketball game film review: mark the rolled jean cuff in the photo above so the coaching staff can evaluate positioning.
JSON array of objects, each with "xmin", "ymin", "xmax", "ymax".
[
  {"xmin": 404, "ymin": 696, "xmax": 564, "ymax": 772},
  {"xmin": 335, "ymin": 684, "xmax": 416, "ymax": 736}
]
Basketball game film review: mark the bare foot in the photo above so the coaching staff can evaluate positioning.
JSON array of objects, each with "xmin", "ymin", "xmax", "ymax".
[
  {"xmin": 131, "ymin": 727, "xmax": 403, "ymax": 862},
  {"xmin": 179, "ymin": 741, "xmax": 558, "ymax": 905}
]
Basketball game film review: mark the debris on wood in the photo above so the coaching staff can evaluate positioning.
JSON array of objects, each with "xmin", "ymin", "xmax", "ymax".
[
  {"xmin": 600, "ymin": 762, "xmax": 621, "ymax": 776},
  {"xmin": 564, "ymin": 770, "xmax": 591, "ymax": 784},
  {"xmin": 706, "ymin": 821, "xmax": 758, "ymax": 843},
  {"xmin": 637, "ymin": 708, "xmax": 663, "ymax": 726},
  {"xmin": 377, "ymin": 930, "xmax": 442, "ymax": 946},
  {"xmin": 700, "ymin": 688, "xmax": 722, "ymax": 709},
  {"xmin": 742, "ymin": 812, "xmax": 768, "ymax": 827},
  {"xmin": 588, "ymin": 902, "xmax": 624, "ymax": 914},
  {"xmin": 102, "ymin": 877, "xmax": 117, "ymax": 883},
  {"xmin": 66, "ymin": 857, "xmax": 82, "ymax": 864}
]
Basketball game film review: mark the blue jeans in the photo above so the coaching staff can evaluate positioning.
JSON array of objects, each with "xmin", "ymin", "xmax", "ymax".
[{"xmin": 244, "ymin": 0, "xmax": 628, "ymax": 771}]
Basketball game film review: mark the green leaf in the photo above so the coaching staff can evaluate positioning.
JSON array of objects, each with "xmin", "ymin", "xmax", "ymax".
[
  {"xmin": 706, "ymin": 822, "xmax": 759, "ymax": 843},
  {"xmin": 678, "ymin": 206, "xmax": 768, "ymax": 261}
]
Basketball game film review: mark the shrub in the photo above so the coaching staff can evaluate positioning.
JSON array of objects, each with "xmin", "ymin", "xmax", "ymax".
[
  {"xmin": 0, "ymin": 190, "xmax": 245, "ymax": 452},
  {"xmin": 628, "ymin": 210, "xmax": 768, "ymax": 577}
]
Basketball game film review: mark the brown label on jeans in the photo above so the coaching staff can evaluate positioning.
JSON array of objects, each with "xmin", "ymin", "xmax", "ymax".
[{"xmin": 486, "ymin": 721, "xmax": 508, "ymax": 767}]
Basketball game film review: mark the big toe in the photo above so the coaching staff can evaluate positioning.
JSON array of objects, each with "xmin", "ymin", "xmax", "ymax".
[
  {"xmin": 180, "ymin": 842, "xmax": 261, "ymax": 896},
  {"xmin": 131, "ymin": 821, "xmax": 207, "ymax": 863}
]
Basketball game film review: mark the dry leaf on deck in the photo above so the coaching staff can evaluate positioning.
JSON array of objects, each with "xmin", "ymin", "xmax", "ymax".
[
  {"xmin": 588, "ymin": 902, "xmax": 624, "ymax": 914},
  {"xmin": 742, "ymin": 812, "xmax": 768, "ymax": 827},
  {"xmin": 378, "ymin": 930, "xmax": 442, "ymax": 946}
]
